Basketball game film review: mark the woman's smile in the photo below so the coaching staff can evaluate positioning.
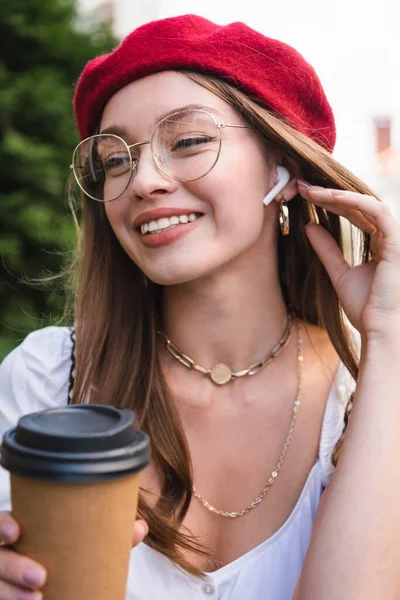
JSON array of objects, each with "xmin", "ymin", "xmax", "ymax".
[{"xmin": 137, "ymin": 212, "xmax": 204, "ymax": 248}]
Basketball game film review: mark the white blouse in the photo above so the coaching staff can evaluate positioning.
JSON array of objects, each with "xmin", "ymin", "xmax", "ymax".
[{"xmin": 0, "ymin": 326, "xmax": 354, "ymax": 600}]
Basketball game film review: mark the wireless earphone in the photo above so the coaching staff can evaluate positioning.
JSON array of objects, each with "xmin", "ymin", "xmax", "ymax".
[{"xmin": 262, "ymin": 166, "xmax": 291, "ymax": 206}]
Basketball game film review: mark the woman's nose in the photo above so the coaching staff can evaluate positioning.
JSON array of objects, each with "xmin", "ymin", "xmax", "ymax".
[{"xmin": 129, "ymin": 145, "xmax": 178, "ymax": 201}]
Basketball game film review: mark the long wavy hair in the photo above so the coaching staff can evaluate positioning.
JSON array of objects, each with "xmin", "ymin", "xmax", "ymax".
[{"xmin": 66, "ymin": 71, "xmax": 373, "ymax": 576}]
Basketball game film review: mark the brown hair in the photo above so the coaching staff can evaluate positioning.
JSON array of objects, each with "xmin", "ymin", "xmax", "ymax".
[{"xmin": 67, "ymin": 71, "xmax": 373, "ymax": 576}]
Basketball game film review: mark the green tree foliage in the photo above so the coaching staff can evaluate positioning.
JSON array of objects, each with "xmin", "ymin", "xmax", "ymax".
[{"xmin": 0, "ymin": 0, "xmax": 116, "ymax": 357}]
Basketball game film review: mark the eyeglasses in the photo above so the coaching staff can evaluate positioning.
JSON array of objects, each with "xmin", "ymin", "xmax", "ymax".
[{"xmin": 70, "ymin": 108, "xmax": 251, "ymax": 202}]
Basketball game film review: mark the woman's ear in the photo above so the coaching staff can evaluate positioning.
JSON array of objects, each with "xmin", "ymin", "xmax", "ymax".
[
  {"xmin": 274, "ymin": 159, "xmax": 303, "ymax": 203},
  {"xmin": 274, "ymin": 176, "xmax": 299, "ymax": 203}
]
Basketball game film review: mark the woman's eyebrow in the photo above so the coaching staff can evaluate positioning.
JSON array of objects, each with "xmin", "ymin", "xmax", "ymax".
[
  {"xmin": 154, "ymin": 104, "xmax": 219, "ymax": 123},
  {"xmin": 99, "ymin": 124, "xmax": 127, "ymax": 136},
  {"xmin": 99, "ymin": 104, "xmax": 220, "ymax": 136}
]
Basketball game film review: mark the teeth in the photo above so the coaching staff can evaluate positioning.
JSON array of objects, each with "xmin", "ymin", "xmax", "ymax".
[
  {"xmin": 158, "ymin": 217, "xmax": 170, "ymax": 229},
  {"xmin": 140, "ymin": 213, "xmax": 200, "ymax": 234},
  {"xmin": 148, "ymin": 221, "xmax": 158, "ymax": 232}
]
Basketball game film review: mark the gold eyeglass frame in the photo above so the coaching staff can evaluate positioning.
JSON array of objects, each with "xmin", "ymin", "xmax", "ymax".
[{"xmin": 70, "ymin": 108, "xmax": 251, "ymax": 203}]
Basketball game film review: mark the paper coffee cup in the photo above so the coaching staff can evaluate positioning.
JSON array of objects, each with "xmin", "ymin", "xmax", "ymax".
[{"xmin": 0, "ymin": 405, "xmax": 150, "ymax": 600}]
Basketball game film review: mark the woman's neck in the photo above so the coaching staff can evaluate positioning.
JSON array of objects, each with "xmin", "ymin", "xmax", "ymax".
[{"xmin": 161, "ymin": 250, "xmax": 288, "ymax": 372}]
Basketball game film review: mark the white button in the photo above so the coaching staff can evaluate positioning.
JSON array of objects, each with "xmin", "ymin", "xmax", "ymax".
[{"xmin": 202, "ymin": 583, "xmax": 215, "ymax": 595}]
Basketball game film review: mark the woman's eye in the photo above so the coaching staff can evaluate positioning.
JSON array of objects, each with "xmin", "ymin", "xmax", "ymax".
[
  {"xmin": 103, "ymin": 153, "xmax": 131, "ymax": 173},
  {"xmin": 171, "ymin": 136, "xmax": 215, "ymax": 151}
]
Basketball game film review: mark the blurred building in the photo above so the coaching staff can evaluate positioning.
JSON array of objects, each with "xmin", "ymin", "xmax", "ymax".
[
  {"xmin": 78, "ymin": 0, "xmax": 163, "ymax": 37},
  {"xmin": 372, "ymin": 116, "xmax": 400, "ymax": 219}
]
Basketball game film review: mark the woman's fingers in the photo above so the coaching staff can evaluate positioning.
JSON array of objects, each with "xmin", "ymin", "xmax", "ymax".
[
  {"xmin": 0, "ymin": 514, "xmax": 20, "ymax": 546},
  {"xmin": 0, "ymin": 577, "xmax": 43, "ymax": 599},
  {"xmin": 0, "ymin": 513, "xmax": 46, "ymax": 595},
  {"xmin": 328, "ymin": 190, "xmax": 398, "ymax": 236},
  {"xmin": 304, "ymin": 222, "xmax": 351, "ymax": 290},
  {"xmin": 299, "ymin": 185, "xmax": 378, "ymax": 231},
  {"xmin": 299, "ymin": 182, "xmax": 400, "ymax": 267},
  {"xmin": 315, "ymin": 204, "xmax": 376, "ymax": 234},
  {"xmin": 132, "ymin": 519, "xmax": 149, "ymax": 548},
  {"xmin": 299, "ymin": 182, "xmax": 400, "ymax": 241},
  {"xmin": 0, "ymin": 547, "xmax": 46, "ymax": 591}
]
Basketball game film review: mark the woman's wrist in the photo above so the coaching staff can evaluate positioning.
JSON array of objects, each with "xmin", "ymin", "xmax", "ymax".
[
  {"xmin": 361, "ymin": 317, "xmax": 400, "ymax": 348},
  {"xmin": 359, "ymin": 323, "xmax": 400, "ymax": 380}
]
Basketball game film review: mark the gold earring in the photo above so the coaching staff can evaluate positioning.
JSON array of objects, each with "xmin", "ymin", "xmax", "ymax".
[{"xmin": 279, "ymin": 200, "xmax": 290, "ymax": 236}]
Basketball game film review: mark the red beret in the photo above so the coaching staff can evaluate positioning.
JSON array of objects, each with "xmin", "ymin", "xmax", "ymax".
[{"xmin": 73, "ymin": 14, "xmax": 336, "ymax": 151}]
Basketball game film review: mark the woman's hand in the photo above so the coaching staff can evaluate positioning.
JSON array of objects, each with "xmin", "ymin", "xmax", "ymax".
[
  {"xmin": 298, "ymin": 180, "xmax": 400, "ymax": 339},
  {"xmin": 0, "ymin": 511, "xmax": 46, "ymax": 599},
  {"xmin": 132, "ymin": 519, "xmax": 149, "ymax": 547},
  {"xmin": 0, "ymin": 511, "xmax": 147, "ymax": 600}
]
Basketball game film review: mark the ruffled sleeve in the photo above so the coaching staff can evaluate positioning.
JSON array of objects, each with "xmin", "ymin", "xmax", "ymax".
[
  {"xmin": 318, "ymin": 360, "xmax": 356, "ymax": 488},
  {"xmin": 0, "ymin": 326, "xmax": 72, "ymax": 510}
]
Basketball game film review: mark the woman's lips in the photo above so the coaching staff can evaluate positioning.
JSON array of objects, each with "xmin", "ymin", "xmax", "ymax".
[
  {"xmin": 138, "ymin": 215, "xmax": 203, "ymax": 248},
  {"xmin": 134, "ymin": 207, "xmax": 203, "ymax": 229}
]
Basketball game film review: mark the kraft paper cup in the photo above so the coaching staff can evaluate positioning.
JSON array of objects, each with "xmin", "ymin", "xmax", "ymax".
[{"xmin": 0, "ymin": 405, "xmax": 150, "ymax": 600}]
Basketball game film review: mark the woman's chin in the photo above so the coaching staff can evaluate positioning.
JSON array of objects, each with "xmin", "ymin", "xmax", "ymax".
[
  {"xmin": 142, "ymin": 260, "xmax": 217, "ymax": 286},
  {"xmin": 144, "ymin": 270, "xmax": 202, "ymax": 286}
]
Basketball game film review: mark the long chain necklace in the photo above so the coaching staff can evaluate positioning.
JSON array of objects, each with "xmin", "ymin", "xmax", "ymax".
[
  {"xmin": 192, "ymin": 320, "xmax": 303, "ymax": 518},
  {"xmin": 159, "ymin": 314, "xmax": 293, "ymax": 386}
]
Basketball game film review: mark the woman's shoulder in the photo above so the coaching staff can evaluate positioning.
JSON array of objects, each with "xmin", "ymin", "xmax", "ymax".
[{"xmin": 0, "ymin": 325, "xmax": 73, "ymax": 412}]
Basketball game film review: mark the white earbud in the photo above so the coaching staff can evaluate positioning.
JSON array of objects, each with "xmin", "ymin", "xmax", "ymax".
[{"xmin": 262, "ymin": 166, "xmax": 291, "ymax": 206}]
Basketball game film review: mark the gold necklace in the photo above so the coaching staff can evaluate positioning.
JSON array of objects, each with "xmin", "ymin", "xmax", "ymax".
[
  {"xmin": 159, "ymin": 314, "xmax": 293, "ymax": 386},
  {"xmin": 192, "ymin": 320, "xmax": 303, "ymax": 518}
]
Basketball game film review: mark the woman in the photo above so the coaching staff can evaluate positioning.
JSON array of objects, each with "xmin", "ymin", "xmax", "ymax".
[{"xmin": 0, "ymin": 14, "xmax": 400, "ymax": 600}]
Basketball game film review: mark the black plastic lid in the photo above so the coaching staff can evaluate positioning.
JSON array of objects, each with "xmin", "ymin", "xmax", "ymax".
[{"xmin": 0, "ymin": 405, "xmax": 150, "ymax": 483}]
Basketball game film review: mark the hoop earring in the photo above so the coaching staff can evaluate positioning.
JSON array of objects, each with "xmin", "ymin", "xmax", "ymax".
[{"xmin": 279, "ymin": 200, "xmax": 290, "ymax": 236}]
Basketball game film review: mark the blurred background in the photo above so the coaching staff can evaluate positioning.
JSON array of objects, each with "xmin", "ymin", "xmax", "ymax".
[{"xmin": 0, "ymin": 0, "xmax": 399, "ymax": 357}]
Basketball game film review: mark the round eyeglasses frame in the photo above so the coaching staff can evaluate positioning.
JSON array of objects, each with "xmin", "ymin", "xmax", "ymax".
[{"xmin": 70, "ymin": 109, "xmax": 251, "ymax": 203}]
